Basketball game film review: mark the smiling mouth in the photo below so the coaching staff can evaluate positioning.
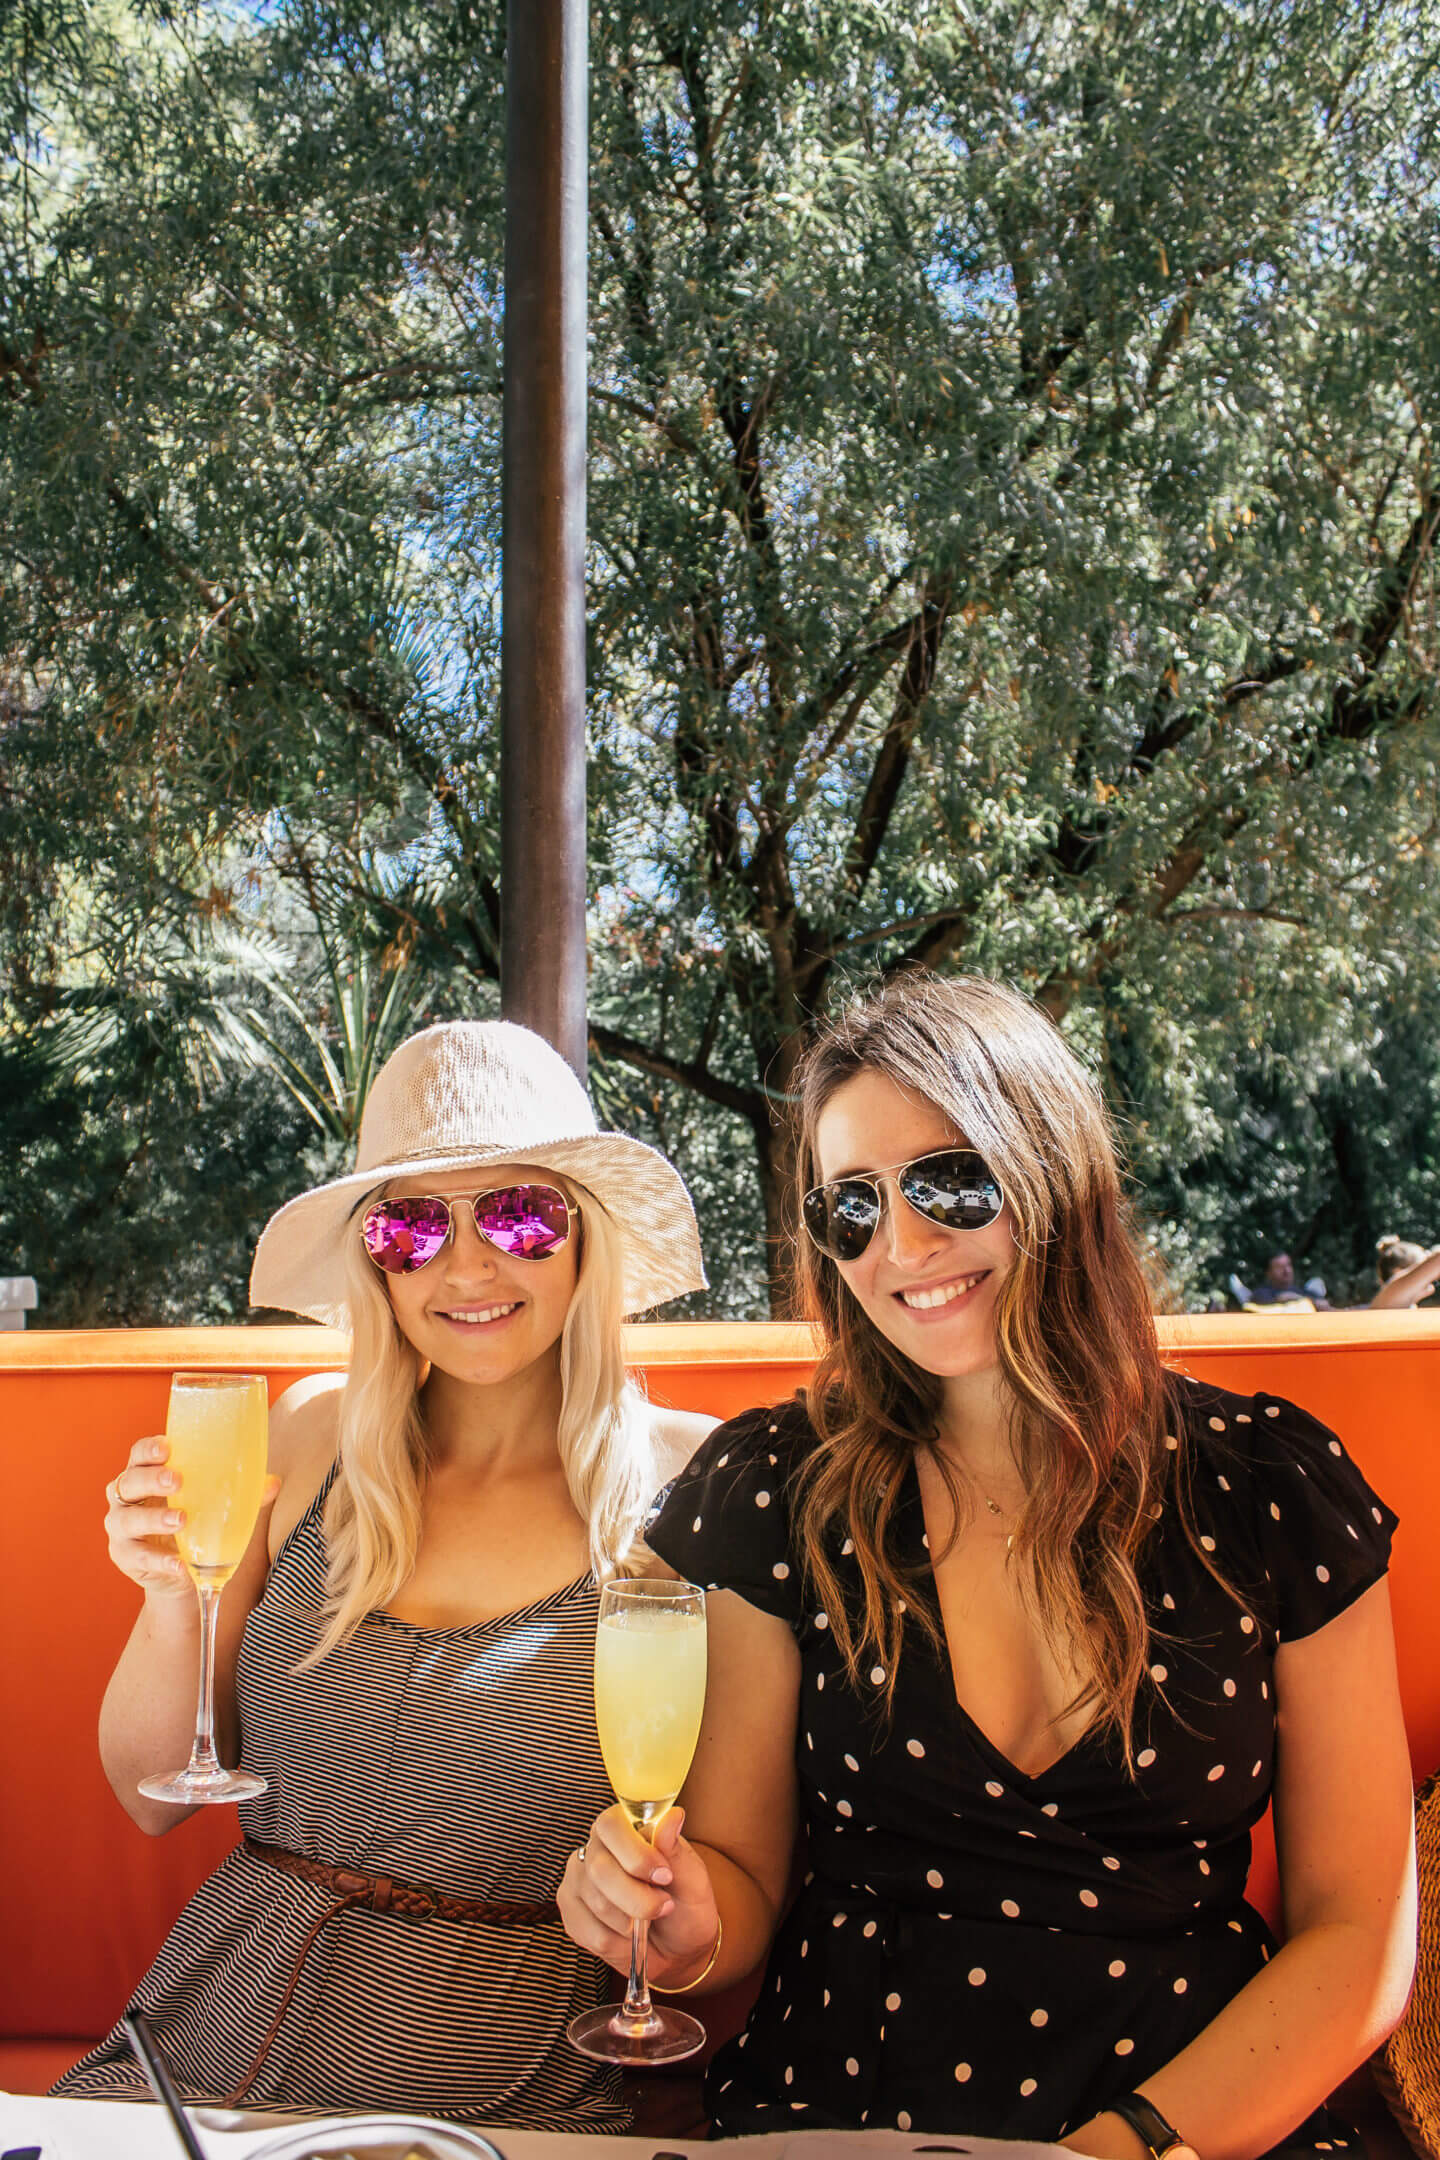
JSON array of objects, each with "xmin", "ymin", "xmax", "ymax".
[
  {"xmin": 899, "ymin": 1271, "xmax": 990, "ymax": 1311},
  {"xmin": 438, "ymin": 1302, "xmax": 523, "ymax": 1326}
]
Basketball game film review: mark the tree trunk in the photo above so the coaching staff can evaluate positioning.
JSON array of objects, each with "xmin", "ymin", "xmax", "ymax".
[{"xmin": 748, "ymin": 1026, "xmax": 809, "ymax": 1318}]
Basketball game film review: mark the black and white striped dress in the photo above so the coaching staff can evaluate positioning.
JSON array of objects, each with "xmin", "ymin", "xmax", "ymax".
[{"xmin": 54, "ymin": 1464, "xmax": 628, "ymax": 2129}]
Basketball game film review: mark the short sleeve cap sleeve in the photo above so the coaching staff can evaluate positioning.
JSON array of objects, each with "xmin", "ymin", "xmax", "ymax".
[
  {"xmin": 646, "ymin": 1403, "xmax": 806, "ymax": 1628},
  {"xmin": 1211, "ymin": 1390, "xmax": 1397, "ymax": 1642}
]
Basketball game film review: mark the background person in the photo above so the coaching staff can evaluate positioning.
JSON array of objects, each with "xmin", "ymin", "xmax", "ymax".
[
  {"xmin": 1228, "ymin": 1252, "xmax": 1328, "ymax": 1312},
  {"xmin": 1370, "ymin": 1235, "xmax": 1440, "ymax": 1310},
  {"xmin": 1254, "ymin": 1250, "xmax": 1300, "ymax": 1301},
  {"xmin": 561, "ymin": 973, "xmax": 1415, "ymax": 2159},
  {"xmin": 54, "ymin": 1020, "xmax": 713, "ymax": 2128}
]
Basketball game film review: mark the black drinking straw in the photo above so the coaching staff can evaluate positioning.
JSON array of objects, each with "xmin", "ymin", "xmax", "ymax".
[{"xmin": 121, "ymin": 2007, "xmax": 209, "ymax": 2160}]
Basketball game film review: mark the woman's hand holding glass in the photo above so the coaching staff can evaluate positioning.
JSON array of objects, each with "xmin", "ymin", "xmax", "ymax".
[
  {"xmin": 564, "ymin": 1576, "xmax": 712, "ymax": 2062},
  {"xmin": 560, "ymin": 1802, "xmax": 720, "ymax": 1992},
  {"xmin": 104, "ymin": 1436, "xmax": 197, "ymax": 1602},
  {"xmin": 101, "ymin": 1374, "xmax": 279, "ymax": 1807}
]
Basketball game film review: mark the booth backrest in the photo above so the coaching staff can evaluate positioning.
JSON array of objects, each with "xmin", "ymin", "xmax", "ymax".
[{"xmin": 2, "ymin": 1314, "xmax": 1437, "ymax": 2042}]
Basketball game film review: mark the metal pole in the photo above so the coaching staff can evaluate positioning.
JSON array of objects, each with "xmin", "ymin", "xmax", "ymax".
[{"xmin": 500, "ymin": 0, "xmax": 588, "ymax": 1077}]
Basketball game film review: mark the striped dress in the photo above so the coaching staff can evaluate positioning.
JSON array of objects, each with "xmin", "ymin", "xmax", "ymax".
[{"xmin": 54, "ymin": 1464, "xmax": 629, "ymax": 2129}]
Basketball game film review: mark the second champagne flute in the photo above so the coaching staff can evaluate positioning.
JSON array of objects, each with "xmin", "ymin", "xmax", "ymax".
[
  {"xmin": 138, "ymin": 1371, "xmax": 270, "ymax": 1805},
  {"xmin": 568, "ymin": 1577, "xmax": 708, "ymax": 2065}
]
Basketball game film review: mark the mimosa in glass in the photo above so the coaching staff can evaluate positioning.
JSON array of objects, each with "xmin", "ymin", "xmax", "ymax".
[
  {"xmin": 568, "ymin": 1579, "xmax": 708, "ymax": 2064},
  {"xmin": 138, "ymin": 1373, "xmax": 270, "ymax": 1805}
]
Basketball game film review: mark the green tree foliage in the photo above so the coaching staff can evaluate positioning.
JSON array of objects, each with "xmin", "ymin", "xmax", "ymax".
[
  {"xmin": 3, "ymin": 1, "xmax": 1438, "ymax": 1316},
  {"xmin": 0, "ymin": 908, "xmax": 321, "ymax": 1324}
]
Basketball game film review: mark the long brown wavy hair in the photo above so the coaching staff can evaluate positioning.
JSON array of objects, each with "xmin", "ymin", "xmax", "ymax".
[{"xmin": 793, "ymin": 972, "xmax": 1219, "ymax": 1765}]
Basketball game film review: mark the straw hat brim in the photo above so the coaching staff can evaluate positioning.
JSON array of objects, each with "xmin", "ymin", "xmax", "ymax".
[{"xmin": 250, "ymin": 1132, "xmax": 707, "ymax": 1324}]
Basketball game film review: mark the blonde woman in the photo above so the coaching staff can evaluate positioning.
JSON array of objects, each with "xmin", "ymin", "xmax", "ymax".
[
  {"xmin": 561, "ymin": 974, "xmax": 1415, "ymax": 2158},
  {"xmin": 56, "ymin": 1020, "xmax": 714, "ymax": 2129}
]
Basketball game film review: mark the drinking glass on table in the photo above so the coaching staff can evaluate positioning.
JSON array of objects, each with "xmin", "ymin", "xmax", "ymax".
[
  {"xmin": 138, "ymin": 1372, "xmax": 270, "ymax": 1805},
  {"xmin": 568, "ymin": 1577, "xmax": 708, "ymax": 2064}
]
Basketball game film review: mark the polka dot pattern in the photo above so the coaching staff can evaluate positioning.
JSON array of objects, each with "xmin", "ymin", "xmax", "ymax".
[{"xmin": 644, "ymin": 1386, "xmax": 1395, "ymax": 2142}]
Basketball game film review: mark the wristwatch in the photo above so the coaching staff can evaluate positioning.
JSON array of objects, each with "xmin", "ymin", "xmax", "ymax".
[{"xmin": 1107, "ymin": 2091, "xmax": 1200, "ymax": 2160}]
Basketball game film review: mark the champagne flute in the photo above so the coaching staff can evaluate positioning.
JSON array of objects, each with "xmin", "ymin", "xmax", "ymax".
[
  {"xmin": 138, "ymin": 1373, "xmax": 270, "ymax": 1805},
  {"xmin": 568, "ymin": 1578, "xmax": 709, "ymax": 2064}
]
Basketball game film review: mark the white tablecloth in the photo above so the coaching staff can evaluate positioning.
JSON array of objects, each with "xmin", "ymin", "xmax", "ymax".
[{"xmin": 0, "ymin": 2096, "xmax": 1067, "ymax": 2160}]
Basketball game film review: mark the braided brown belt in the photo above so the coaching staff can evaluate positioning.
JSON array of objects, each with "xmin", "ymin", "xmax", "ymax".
[{"xmin": 220, "ymin": 1834, "xmax": 561, "ymax": 2105}]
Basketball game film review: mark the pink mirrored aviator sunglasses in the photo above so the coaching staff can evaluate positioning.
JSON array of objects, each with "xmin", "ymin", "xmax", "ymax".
[{"xmin": 359, "ymin": 1183, "xmax": 577, "ymax": 1275}]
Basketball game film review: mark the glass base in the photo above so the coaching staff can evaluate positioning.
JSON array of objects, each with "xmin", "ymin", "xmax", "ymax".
[
  {"xmin": 138, "ymin": 1764, "xmax": 268, "ymax": 1805},
  {"xmin": 567, "ymin": 2000, "xmax": 705, "ymax": 2066}
]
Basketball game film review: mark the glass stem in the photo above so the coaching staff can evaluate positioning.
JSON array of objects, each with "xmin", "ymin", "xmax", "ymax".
[
  {"xmin": 622, "ymin": 1914, "xmax": 653, "ymax": 2024},
  {"xmin": 189, "ymin": 1581, "xmax": 223, "ymax": 1776}
]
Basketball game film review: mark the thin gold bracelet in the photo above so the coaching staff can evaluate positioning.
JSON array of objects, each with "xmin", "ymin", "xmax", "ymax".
[{"xmin": 659, "ymin": 1914, "xmax": 723, "ymax": 1994}]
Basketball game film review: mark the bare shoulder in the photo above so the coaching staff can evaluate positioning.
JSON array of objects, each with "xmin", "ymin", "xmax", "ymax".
[
  {"xmin": 267, "ymin": 1371, "xmax": 345, "ymax": 1555},
  {"xmin": 270, "ymin": 1370, "xmax": 344, "ymax": 1470},
  {"xmin": 647, "ymin": 1403, "xmax": 721, "ymax": 1487}
]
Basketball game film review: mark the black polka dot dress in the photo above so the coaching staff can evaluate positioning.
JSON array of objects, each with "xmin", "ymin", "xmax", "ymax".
[{"xmin": 648, "ymin": 1378, "xmax": 1396, "ymax": 2148}]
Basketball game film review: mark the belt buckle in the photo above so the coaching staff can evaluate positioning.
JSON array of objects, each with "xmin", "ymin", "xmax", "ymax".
[{"xmin": 372, "ymin": 1875, "xmax": 440, "ymax": 1920}]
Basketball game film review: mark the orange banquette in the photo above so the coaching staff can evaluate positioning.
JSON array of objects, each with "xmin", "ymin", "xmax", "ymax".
[{"xmin": 3, "ymin": 1313, "xmax": 1437, "ymax": 2098}]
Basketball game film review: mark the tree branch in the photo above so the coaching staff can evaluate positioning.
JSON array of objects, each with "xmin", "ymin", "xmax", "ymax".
[
  {"xmin": 825, "ymin": 901, "xmax": 975, "ymax": 967},
  {"xmin": 104, "ymin": 481, "xmax": 227, "ymax": 614},
  {"xmin": 1328, "ymin": 485, "xmax": 1440, "ymax": 740},
  {"xmin": 840, "ymin": 579, "xmax": 952, "ymax": 902},
  {"xmin": 588, "ymin": 1020, "xmax": 765, "ymax": 1124},
  {"xmin": 591, "ymin": 385, "xmax": 705, "ymax": 460},
  {"xmin": 884, "ymin": 908, "xmax": 977, "ymax": 977}
]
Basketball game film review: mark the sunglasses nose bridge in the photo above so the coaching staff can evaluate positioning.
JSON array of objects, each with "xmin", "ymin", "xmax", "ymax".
[
  {"xmin": 439, "ymin": 1198, "xmax": 500, "ymax": 1271},
  {"xmin": 883, "ymin": 1171, "xmax": 956, "ymax": 1260}
]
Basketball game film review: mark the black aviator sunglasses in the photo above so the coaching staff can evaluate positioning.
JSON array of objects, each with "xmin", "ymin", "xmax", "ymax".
[{"xmin": 801, "ymin": 1147, "xmax": 1005, "ymax": 1264}]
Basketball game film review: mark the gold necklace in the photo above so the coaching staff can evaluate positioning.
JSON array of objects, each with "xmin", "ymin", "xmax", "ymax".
[
  {"xmin": 969, "ymin": 1480, "xmax": 1018, "ymax": 1553},
  {"xmin": 923, "ymin": 1444, "xmax": 1018, "ymax": 1546}
]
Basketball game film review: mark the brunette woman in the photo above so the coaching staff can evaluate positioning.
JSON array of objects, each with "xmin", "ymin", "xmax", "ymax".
[
  {"xmin": 57, "ymin": 1020, "xmax": 713, "ymax": 2128},
  {"xmin": 561, "ymin": 974, "xmax": 1415, "ymax": 2158}
]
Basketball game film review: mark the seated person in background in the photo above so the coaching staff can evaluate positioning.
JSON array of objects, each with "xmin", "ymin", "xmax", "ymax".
[
  {"xmin": 562, "ymin": 971, "xmax": 1415, "ymax": 2158},
  {"xmin": 1370, "ymin": 1234, "xmax": 1440, "ymax": 1310},
  {"xmin": 1253, "ymin": 1250, "xmax": 1300, "ymax": 1301},
  {"xmin": 55, "ymin": 1019, "xmax": 713, "ymax": 2129},
  {"xmin": 1229, "ymin": 1250, "xmax": 1328, "ymax": 1312}
]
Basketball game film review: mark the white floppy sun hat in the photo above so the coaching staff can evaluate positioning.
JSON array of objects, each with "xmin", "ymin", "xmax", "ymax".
[{"xmin": 250, "ymin": 1020, "xmax": 707, "ymax": 1323}]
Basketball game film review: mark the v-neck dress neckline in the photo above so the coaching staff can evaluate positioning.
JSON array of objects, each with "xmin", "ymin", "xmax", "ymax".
[{"xmin": 897, "ymin": 1452, "xmax": 1097, "ymax": 1789}]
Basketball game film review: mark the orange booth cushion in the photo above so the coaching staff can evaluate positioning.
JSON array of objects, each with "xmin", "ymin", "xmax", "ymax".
[{"xmin": 2, "ymin": 1313, "xmax": 1437, "ymax": 2047}]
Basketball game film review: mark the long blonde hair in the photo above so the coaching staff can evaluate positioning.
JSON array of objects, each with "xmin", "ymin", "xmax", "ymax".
[
  {"xmin": 302, "ymin": 1183, "xmax": 655, "ymax": 1665},
  {"xmin": 793, "ymin": 972, "xmax": 1231, "ymax": 1763}
]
